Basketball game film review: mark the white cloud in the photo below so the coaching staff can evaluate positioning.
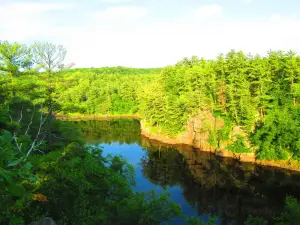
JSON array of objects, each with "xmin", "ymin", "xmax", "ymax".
[
  {"xmin": 92, "ymin": 6, "xmax": 148, "ymax": 21},
  {"xmin": 269, "ymin": 14, "xmax": 285, "ymax": 22},
  {"xmin": 63, "ymin": 13, "xmax": 300, "ymax": 68},
  {"xmin": 100, "ymin": 0, "xmax": 132, "ymax": 3},
  {"xmin": 192, "ymin": 4, "xmax": 223, "ymax": 19},
  {"xmin": 1, "ymin": 2, "xmax": 300, "ymax": 68},
  {"xmin": 0, "ymin": 2, "xmax": 72, "ymax": 13},
  {"xmin": 0, "ymin": 2, "xmax": 73, "ymax": 41}
]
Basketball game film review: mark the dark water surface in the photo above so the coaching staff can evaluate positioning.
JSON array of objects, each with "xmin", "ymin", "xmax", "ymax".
[{"xmin": 73, "ymin": 118, "xmax": 300, "ymax": 224}]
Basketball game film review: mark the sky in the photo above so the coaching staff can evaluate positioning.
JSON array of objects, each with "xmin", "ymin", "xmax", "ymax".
[{"xmin": 0, "ymin": 0, "xmax": 300, "ymax": 68}]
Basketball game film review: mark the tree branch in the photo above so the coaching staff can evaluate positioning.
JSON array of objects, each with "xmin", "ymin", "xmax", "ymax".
[
  {"xmin": 25, "ymin": 106, "xmax": 35, "ymax": 135},
  {"xmin": 13, "ymin": 133, "xmax": 22, "ymax": 152},
  {"xmin": 26, "ymin": 104, "xmax": 52, "ymax": 158},
  {"xmin": 18, "ymin": 104, "xmax": 23, "ymax": 123}
]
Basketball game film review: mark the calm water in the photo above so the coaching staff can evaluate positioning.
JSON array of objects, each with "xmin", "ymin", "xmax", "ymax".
[{"xmin": 73, "ymin": 118, "xmax": 300, "ymax": 225}]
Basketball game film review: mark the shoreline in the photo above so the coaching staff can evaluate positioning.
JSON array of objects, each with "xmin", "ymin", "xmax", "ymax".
[
  {"xmin": 55, "ymin": 113, "xmax": 300, "ymax": 172},
  {"xmin": 55, "ymin": 113, "xmax": 141, "ymax": 120}
]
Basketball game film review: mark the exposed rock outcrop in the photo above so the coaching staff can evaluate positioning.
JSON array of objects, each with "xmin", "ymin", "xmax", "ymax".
[{"xmin": 141, "ymin": 111, "xmax": 256, "ymax": 163}]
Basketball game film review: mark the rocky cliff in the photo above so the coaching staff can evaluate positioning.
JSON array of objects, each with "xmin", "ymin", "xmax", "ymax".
[{"xmin": 141, "ymin": 111, "xmax": 256, "ymax": 163}]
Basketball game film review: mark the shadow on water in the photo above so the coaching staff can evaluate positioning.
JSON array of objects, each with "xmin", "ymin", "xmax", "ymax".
[
  {"xmin": 72, "ymin": 118, "xmax": 300, "ymax": 224},
  {"xmin": 71, "ymin": 118, "xmax": 142, "ymax": 145}
]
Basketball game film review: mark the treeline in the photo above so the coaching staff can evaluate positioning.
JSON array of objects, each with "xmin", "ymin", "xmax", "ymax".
[
  {"xmin": 54, "ymin": 71, "xmax": 159, "ymax": 114},
  {"xmin": 67, "ymin": 67, "xmax": 162, "ymax": 75},
  {"xmin": 152, "ymin": 52, "xmax": 300, "ymax": 162},
  {"xmin": 1, "ymin": 40, "xmax": 300, "ymax": 162},
  {"xmin": 50, "ymin": 51, "xmax": 300, "ymax": 162}
]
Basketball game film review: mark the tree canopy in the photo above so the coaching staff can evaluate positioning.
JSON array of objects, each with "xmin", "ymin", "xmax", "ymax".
[{"xmin": 1, "ymin": 40, "xmax": 300, "ymax": 224}]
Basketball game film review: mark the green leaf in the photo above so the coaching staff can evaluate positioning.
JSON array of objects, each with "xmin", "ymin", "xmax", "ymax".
[
  {"xmin": 0, "ymin": 130, "xmax": 12, "ymax": 143},
  {"xmin": 10, "ymin": 216, "xmax": 24, "ymax": 225},
  {"xmin": 19, "ymin": 172, "xmax": 37, "ymax": 182},
  {"xmin": 20, "ymin": 162, "xmax": 32, "ymax": 171},
  {"xmin": 0, "ymin": 168, "xmax": 13, "ymax": 183},
  {"xmin": 7, "ymin": 183, "xmax": 26, "ymax": 197},
  {"xmin": 15, "ymin": 199, "xmax": 25, "ymax": 209},
  {"xmin": 7, "ymin": 157, "xmax": 25, "ymax": 167}
]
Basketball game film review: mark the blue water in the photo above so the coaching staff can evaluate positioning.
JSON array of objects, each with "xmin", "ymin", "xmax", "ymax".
[
  {"xmin": 76, "ymin": 119, "xmax": 300, "ymax": 224},
  {"xmin": 100, "ymin": 142, "xmax": 220, "ymax": 224}
]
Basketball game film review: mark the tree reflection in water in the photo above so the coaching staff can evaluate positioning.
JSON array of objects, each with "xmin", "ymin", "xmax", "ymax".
[
  {"xmin": 141, "ymin": 137, "xmax": 300, "ymax": 224},
  {"xmin": 73, "ymin": 119, "xmax": 300, "ymax": 224}
]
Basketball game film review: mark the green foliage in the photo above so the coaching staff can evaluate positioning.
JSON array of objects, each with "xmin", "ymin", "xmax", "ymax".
[
  {"xmin": 0, "ymin": 130, "xmax": 37, "ymax": 225},
  {"xmin": 54, "ymin": 71, "xmax": 159, "ymax": 115},
  {"xmin": 117, "ymin": 192, "xmax": 181, "ymax": 225},
  {"xmin": 252, "ymin": 106, "xmax": 300, "ymax": 160},
  {"xmin": 275, "ymin": 196, "xmax": 300, "ymax": 225},
  {"xmin": 227, "ymin": 136, "xmax": 250, "ymax": 153},
  {"xmin": 3, "ymin": 45, "xmax": 299, "ymax": 163},
  {"xmin": 1, "ymin": 41, "xmax": 182, "ymax": 224},
  {"xmin": 66, "ymin": 66, "xmax": 162, "ymax": 75},
  {"xmin": 208, "ymin": 130, "xmax": 218, "ymax": 148},
  {"xmin": 0, "ymin": 41, "xmax": 31, "ymax": 76},
  {"xmin": 24, "ymin": 143, "xmax": 181, "ymax": 224},
  {"xmin": 186, "ymin": 217, "xmax": 217, "ymax": 225},
  {"xmin": 244, "ymin": 215, "xmax": 268, "ymax": 225},
  {"xmin": 1, "ymin": 40, "xmax": 300, "ymax": 224}
]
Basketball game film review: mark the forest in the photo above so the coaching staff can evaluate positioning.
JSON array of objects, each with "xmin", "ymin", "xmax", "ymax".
[
  {"xmin": 53, "ymin": 47, "xmax": 300, "ymax": 162},
  {"xmin": 1, "ymin": 40, "xmax": 300, "ymax": 224}
]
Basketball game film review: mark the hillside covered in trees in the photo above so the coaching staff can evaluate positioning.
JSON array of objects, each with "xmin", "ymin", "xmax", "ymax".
[
  {"xmin": 54, "ymin": 50, "xmax": 300, "ymax": 163},
  {"xmin": 1, "ymin": 40, "xmax": 300, "ymax": 224}
]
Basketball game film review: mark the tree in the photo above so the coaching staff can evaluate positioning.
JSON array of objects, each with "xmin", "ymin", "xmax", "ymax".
[
  {"xmin": 0, "ymin": 41, "xmax": 31, "ymax": 96},
  {"xmin": 32, "ymin": 42, "xmax": 66, "ymax": 73},
  {"xmin": 32, "ymin": 42, "xmax": 67, "ymax": 114},
  {"xmin": 283, "ymin": 51, "xmax": 300, "ymax": 105}
]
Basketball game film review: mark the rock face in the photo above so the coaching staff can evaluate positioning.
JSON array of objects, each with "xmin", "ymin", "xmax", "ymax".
[
  {"xmin": 141, "ymin": 111, "xmax": 256, "ymax": 163},
  {"xmin": 29, "ymin": 218, "xmax": 57, "ymax": 225},
  {"xmin": 178, "ymin": 111, "xmax": 225, "ymax": 151}
]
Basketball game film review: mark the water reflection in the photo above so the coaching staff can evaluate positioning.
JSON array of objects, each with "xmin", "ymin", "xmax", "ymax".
[
  {"xmin": 72, "ymin": 118, "xmax": 141, "ymax": 145},
  {"xmin": 142, "ymin": 137, "xmax": 300, "ymax": 224},
  {"xmin": 74, "ymin": 119, "xmax": 300, "ymax": 224}
]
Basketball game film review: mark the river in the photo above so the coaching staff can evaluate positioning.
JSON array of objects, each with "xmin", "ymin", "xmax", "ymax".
[{"xmin": 72, "ymin": 118, "xmax": 300, "ymax": 224}]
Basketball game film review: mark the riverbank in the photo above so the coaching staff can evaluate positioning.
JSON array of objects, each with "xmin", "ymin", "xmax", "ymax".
[
  {"xmin": 140, "ymin": 125, "xmax": 256, "ymax": 163},
  {"xmin": 55, "ymin": 113, "xmax": 141, "ymax": 120},
  {"xmin": 55, "ymin": 113, "xmax": 300, "ymax": 172},
  {"xmin": 140, "ymin": 120, "xmax": 300, "ymax": 172}
]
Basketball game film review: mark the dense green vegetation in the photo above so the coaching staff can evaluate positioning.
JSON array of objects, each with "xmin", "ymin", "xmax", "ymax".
[
  {"xmin": 0, "ymin": 41, "xmax": 198, "ymax": 224},
  {"xmin": 51, "ymin": 50, "xmax": 300, "ymax": 162},
  {"xmin": 1, "ymin": 40, "xmax": 300, "ymax": 224}
]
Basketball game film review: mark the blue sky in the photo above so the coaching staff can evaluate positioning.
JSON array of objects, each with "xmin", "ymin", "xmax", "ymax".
[{"xmin": 0, "ymin": 0, "xmax": 299, "ymax": 67}]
